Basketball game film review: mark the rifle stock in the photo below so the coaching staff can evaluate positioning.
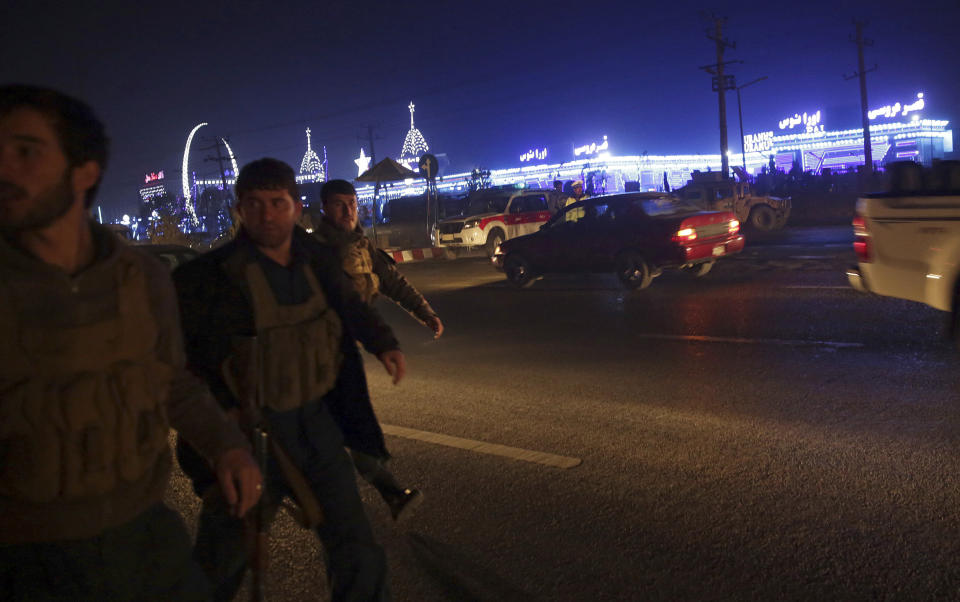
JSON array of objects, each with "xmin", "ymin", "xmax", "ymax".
[
  {"xmin": 249, "ymin": 427, "xmax": 269, "ymax": 602},
  {"xmin": 224, "ymin": 335, "xmax": 325, "ymax": 602}
]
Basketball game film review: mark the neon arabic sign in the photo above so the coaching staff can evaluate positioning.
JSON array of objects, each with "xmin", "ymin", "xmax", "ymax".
[
  {"xmin": 778, "ymin": 111, "xmax": 823, "ymax": 134},
  {"xmin": 869, "ymin": 93, "xmax": 924, "ymax": 121},
  {"xmin": 574, "ymin": 135, "xmax": 609, "ymax": 157},
  {"xmin": 744, "ymin": 131, "xmax": 775, "ymax": 154},
  {"xmin": 144, "ymin": 170, "xmax": 165, "ymax": 183},
  {"xmin": 520, "ymin": 148, "xmax": 548, "ymax": 162}
]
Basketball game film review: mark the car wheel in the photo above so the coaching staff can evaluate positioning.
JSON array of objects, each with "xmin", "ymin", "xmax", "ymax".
[
  {"xmin": 748, "ymin": 205, "xmax": 777, "ymax": 231},
  {"xmin": 485, "ymin": 229, "xmax": 505, "ymax": 257},
  {"xmin": 616, "ymin": 252, "xmax": 653, "ymax": 290},
  {"xmin": 503, "ymin": 253, "xmax": 535, "ymax": 288},
  {"xmin": 693, "ymin": 260, "xmax": 715, "ymax": 277}
]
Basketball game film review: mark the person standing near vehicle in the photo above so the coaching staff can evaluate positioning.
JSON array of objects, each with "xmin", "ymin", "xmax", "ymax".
[
  {"xmin": 173, "ymin": 158, "xmax": 405, "ymax": 601},
  {"xmin": 306, "ymin": 178, "xmax": 441, "ymax": 522},
  {"xmin": 564, "ymin": 179, "xmax": 588, "ymax": 222},
  {"xmin": 0, "ymin": 85, "xmax": 262, "ymax": 601}
]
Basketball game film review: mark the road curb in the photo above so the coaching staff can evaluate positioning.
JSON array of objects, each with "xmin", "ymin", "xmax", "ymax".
[{"xmin": 385, "ymin": 247, "xmax": 456, "ymax": 263}]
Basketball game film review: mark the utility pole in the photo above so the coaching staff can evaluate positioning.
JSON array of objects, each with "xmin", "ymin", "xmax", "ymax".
[
  {"xmin": 199, "ymin": 137, "xmax": 231, "ymax": 232},
  {"xmin": 366, "ymin": 125, "xmax": 378, "ymax": 166},
  {"xmin": 362, "ymin": 124, "xmax": 383, "ymax": 237},
  {"xmin": 736, "ymin": 76, "xmax": 768, "ymax": 175},
  {"xmin": 844, "ymin": 19, "xmax": 876, "ymax": 175},
  {"xmin": 700, "ymin": 15, "xmax": 739, "ymax": 179}
]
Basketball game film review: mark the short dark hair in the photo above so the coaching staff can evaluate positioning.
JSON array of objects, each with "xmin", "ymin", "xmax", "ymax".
[
  {"xmin": 321, "ymin": 179, "xmax": 357, "ymax": 204},
  {"xmin": 235, "ymin": 158, "xmax": 300, "ymax": 203},
  {"xmin": 0, "ymin": 85, "xmax": 109, "ymax": 208}
]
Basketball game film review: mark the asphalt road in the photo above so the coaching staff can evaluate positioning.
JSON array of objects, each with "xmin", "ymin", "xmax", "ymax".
[{"xmin": 167, "ymin": 225, "xmax": 960, "ymax": 601}]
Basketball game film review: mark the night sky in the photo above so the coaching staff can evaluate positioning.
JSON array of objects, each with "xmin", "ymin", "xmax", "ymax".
[{"xmin": 4, "ymin": 0, "xmax": 958, "ymax": 219}]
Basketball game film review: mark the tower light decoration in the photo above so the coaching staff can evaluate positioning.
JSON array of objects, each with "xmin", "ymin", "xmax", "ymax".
[
  {"xmin": 181, "ymin": 122, "xmax": 206, "ymax": 227},
  {"xmin": 400, "ymin": 101, "xmax": 429, "ymax": 168},
  {"xmin": 299, "ymin": 127, "xmax": 325, "ymax": 180}
]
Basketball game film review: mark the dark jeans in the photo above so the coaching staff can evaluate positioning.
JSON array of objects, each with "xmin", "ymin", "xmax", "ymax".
[
  {"xmin": 194, "ymin": 399, "xmax": 391, "ymax": 602},
  {"xmin": 350, "ymin": 449, "xmax": 403, "ymax": 501},
  {"xmin": 0, "ymin": 503, "xmax": 210, "ymax": 602}
]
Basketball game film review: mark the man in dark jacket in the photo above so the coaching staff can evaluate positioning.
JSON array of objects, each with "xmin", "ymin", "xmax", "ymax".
[
  {"xmin": 0, "ymin": 85, "xmax": 261, "ymax": 601},
  {"xmin": 306, "ymin": 179, "xmax": 441, "ymax": 521},
  {"xmin": 174, "ymin": 158, "xmax": 404, "ymax": 601}
]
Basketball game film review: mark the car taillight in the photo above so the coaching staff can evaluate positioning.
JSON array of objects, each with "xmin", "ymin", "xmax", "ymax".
[
  {"xmin": 672, "ymin": 227, "xmax": 697, "ymax": 243},
  {"xmin": 852, "ymin": 215, "xmax": 872, "ymax": 262},
  {"xmin": 729, "ymin": 219, "xmax": 740, "ymax": 235}
]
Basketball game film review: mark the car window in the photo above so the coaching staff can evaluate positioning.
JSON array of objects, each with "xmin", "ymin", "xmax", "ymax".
[
  {"xmin": 524, "ymin": 194, "xmax": 548, "ymax": 212},
  {"xmin": 637, "ymin": 197, "xmax": 700, "ymax": 217},
  {"xmin": 547, "ymin": 205, "xmax": 578, "ymax": 228},
  {"xmin": 138, "ymin": 246, "xmax": 198, "ymax": 271},
  {"xmin": 684, "ymin": 189, "xmax": 703, "ymax": 202},
  {"xmin": 466, "ymin": 195, "xmax": 509, "ymax": 216}
]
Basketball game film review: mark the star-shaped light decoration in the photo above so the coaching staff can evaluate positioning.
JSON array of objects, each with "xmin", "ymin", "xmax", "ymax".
[{"xmin": 354, "ymin": 148, "xmax": 372, "ymax": 177}]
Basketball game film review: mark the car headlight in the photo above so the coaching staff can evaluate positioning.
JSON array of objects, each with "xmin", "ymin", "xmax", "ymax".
[{"xmin": 463, "ymin": 219, "xmax": 480, "ymax": 229}]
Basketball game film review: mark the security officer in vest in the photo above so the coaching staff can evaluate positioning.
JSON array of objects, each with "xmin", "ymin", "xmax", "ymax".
[
  {"xmin": 0, "ymin": 85, "xmax": 262, "ymax": 601},
  {"xmin": 173, "ymin": 158, "xmax": 405, "ymax": 601},
  {"xmin": 305, "ymin": 179, "xmax": 442, "ymax": 522}
]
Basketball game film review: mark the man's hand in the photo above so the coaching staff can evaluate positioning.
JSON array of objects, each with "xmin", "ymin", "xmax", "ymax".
[
  {"xmin": 215, "ymin": 447, "xmax": 263, "ymax": 518},
  {"xmin": 425, "ymin": 315, "xmax": 444, "ymax": 339},
  {"xmin": 378, "ymin": 349, "xmax": 407, "ymax": 385}
]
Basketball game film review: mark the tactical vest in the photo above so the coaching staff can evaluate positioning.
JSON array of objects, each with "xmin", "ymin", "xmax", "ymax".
[
  {"xmin": 0, "ymin": 254, "xmax": 172, "ymax": 504},
  {"xmin": 343, "ymin": 240, "xmax": 380, "ymax": 304},
  {"xmin": 227, "ymin": 261, "xmax": 343, "ymax": 412}
]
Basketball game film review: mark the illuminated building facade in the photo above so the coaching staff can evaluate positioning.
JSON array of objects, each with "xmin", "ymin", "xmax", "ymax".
[
  {"xmin": 746, "ymin": 92, "xmax": 952, "ymax": 175},
  {"xmin": 355, "ymin": 92, "xmax": 953, "ymax": 206}
]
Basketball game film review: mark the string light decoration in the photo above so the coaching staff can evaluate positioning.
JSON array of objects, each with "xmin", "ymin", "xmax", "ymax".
[
  {"xmin": 299, "ymin": 127, "xmax": 325, "ymax": 179},
  {"xmin": 181, "ymin": 122, "xmax": 206, "ymax": 226},
  {"xmin": 400, "ymin": 101, "xmax": 429, "ymax": 168},
  {"xmin": 222, "ymin": 138, "xmax": 239, "ymax": 180}
]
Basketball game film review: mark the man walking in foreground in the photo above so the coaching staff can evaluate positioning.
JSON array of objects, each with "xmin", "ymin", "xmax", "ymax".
[
  {"xmin": 0, "ymin": 85, "xmax": 262, "ymax": 601},
  {"xmin": 174, "ymin": 158, "xmax": 405, "ymax": 601}
]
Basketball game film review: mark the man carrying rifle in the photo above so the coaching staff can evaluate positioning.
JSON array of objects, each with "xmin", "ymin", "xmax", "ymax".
[{"xmin": 174, "ymin": 158, "xmax": 405, "ymax": 601}]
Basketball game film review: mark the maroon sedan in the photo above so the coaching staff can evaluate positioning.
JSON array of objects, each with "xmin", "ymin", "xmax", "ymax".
[{"xmin": 491, "ymin": 192, "xmax": 744, "ymax": 289}]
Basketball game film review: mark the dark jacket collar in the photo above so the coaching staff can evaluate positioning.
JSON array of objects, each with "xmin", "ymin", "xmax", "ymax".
[{"xmin": 0, "ymin": 220, "xmax": 121, "ymax": 276}]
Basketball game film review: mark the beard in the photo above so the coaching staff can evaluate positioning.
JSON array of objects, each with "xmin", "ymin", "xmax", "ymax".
[
  {"xmin": 246, "ymin": 222, "xmax": 291, "ymax": 249},
  {"xmin": 0, "ymin": 174, "xmax": 75, "ymax": 236}
]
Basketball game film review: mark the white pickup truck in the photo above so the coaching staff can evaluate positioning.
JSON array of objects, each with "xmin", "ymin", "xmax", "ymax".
[{"xmin": 847, "ymin": 161, "xmax": 960, "ymax": 344}]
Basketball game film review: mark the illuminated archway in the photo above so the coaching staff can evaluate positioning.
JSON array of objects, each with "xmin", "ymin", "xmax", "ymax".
[{"xmin": 182, "ymin": 122, "xmax": 207, "ymax": 226}]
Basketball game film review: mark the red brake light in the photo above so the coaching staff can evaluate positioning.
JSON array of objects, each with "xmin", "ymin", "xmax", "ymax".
[{"xmin": 852, "ymin": 215, "xmax": 872, "ymax": 262}]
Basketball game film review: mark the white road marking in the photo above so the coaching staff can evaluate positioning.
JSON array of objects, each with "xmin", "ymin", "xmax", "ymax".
[
  {"xmin": 634, "ymin": 333, "xmax": 864, "ymax": 348},
  {"xmin": 380, "ymin": 424, "xmax": 582, "ymax": 469}
]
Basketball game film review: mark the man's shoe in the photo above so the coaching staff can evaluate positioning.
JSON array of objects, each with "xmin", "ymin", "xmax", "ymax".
[{"xmin": 387, "ymin": 488, "xmax": 423, "ymax": 522}]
